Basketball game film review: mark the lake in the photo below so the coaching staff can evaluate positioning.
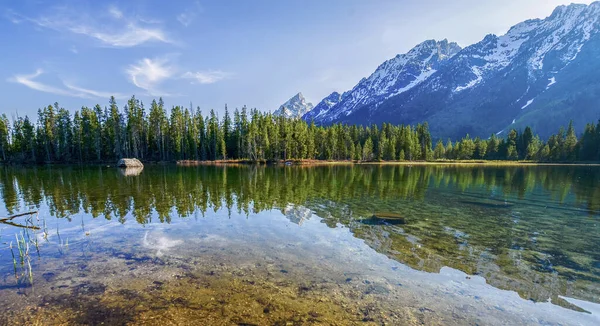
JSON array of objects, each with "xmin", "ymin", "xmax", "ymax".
[{"xmin": 0, "ymin": 164, "xmax": 599, "ymax": 325}]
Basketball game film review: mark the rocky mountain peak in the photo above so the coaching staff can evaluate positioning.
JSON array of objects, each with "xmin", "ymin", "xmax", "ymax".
[
  {"xmin": 304, "ymin": 39, "xmax": 461, "ymax": 123},
  {"xmin": 274, "ymin": 92, "xmax": 314, "ymax": 118}
]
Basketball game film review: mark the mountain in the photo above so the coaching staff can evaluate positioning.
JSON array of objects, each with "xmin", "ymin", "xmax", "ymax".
[
  {"xmin": 304, "ymin": 39, "xmax": 461, "ymax": 124},
  {"xmin": 305, "ymin": 2, "xmax": 600, "ymax": 139},
  {"xmin": 274, "ymin": 93, "xmax": 314, "ymax": 118},
  {"xmin": 303, "ymin": 91, "xmax": 342, "ymax": 121}
]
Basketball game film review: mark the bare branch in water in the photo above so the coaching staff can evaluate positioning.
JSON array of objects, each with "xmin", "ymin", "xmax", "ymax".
[
  {"xmin": 0, "ymin": 211, "xmax": 38, "ymax": 222},
  {"xmin": 0, "ymin": 220, "xmax": 41, "ymax": 230}
]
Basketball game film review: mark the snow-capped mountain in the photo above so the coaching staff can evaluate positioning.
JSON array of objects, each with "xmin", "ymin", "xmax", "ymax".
[
  {"xmin": 305, "ymin": 2, "xmax": 600, "ymax": 139},
  {"xmin": 303, "ymin": 91, "xmax": 342, "ymax": 121},
  {"xmin": 274, "ymin": 93, "xmax": 314, "ymax": 118},
  {"xmin": 305, "ymin": 39, "xmax": 461, "ymax": 124}
]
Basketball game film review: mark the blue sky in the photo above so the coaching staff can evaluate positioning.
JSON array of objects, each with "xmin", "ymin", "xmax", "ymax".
[{"xmin": 1, "ymin": 0, "xmax": 594, "ymax": 118}]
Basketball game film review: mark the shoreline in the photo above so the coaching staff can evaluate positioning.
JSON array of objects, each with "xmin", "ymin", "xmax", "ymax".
[
  {"xmin": 3, "ymin": 160, "xmax": 600, "ymax": 167},
  {"xmin": 176, "ymin": 159, "xmax": 600, "ymax": 167}
]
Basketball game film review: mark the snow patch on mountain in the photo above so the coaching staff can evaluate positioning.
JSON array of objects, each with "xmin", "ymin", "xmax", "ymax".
[
  {"xmin": 454, "ymin": 66, "xmax": 483, "ymax": 92},
  {"xmin": 521, "ymin": 99, "xmax": 534, "ymax": 109},
  {"xmin": 388, "ymin": 69, "xmax": 437, "ymax": 98},
  {"xmin": 517, "ymin": 88, "xmax": 531, "ymax": 105},
  {"xmin": 546, "ymin": 77, "xmax": 557, "ymax": 89}
]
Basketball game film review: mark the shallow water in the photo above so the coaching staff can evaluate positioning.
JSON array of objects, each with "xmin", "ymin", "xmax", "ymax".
[{"xmin": 0, "ymin": 165, "xmax": 599, "ymax": 325}]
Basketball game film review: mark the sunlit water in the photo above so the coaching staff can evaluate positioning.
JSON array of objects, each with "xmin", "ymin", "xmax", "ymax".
[{"xmin": 0, "ymin": 165, "xmax": 599, "ymax": 325}]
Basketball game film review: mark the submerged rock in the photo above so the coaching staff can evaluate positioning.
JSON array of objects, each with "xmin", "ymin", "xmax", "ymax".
[
  {"xmin": 371, "ymin": 212, "xmax": 405, "ymax": 224},
  {"xmin": 117, "ymin": 158, "xmax": 144, "ymax": 168},
  {"xmin": 458, "ymin": 200, "xmax": 513, "ymax": 209}
]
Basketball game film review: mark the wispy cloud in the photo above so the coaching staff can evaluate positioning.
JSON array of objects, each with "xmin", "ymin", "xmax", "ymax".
[
  {"xmin": 126, "ymin": 57, "xmax": 176, "ymax": 96},
  {"xmin": 8, "ymin": 5, "xmax": 172, "ymax": 47},
  {"xmin": 9, "ymin": 69, "xmax": 125, "ymax": 99},
  {"xmin": 5, "ymin": 9, "xmax": 23, "ymax": 24},
  {"xmin": 177, "ymin": 12, "xmax": 195, "ymax": 27},
  {"xmin": 108, "ymin": 5, "xmax": 123, "ymax": 19},
  {"xmin": 126, "ymin": 55, "xmax": 232, "ymax": 95},
  {"xmin": 68, "ymin": 23, "xmax": 170, "ymax": 47},
  {"xmin": 177, "ymin": 1, "xmax": 203, "ymax": 27},
  {"xmin": 9, "ymin": 70, "xmax": 79, "ymax": 97},
  {"xmin": 182, "ymin": 70, "xmax": 232, "ymax": 84}
]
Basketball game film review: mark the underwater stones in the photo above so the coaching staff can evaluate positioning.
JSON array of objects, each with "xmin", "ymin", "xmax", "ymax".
[
  {"xmin": 73, "ymin": 282, "xmax": 106, "ymax": 296},
  {"xmin": 117, "ymin": 158, "xmax": 144, "ymax": 168},
  {"xmin": 371, "ymin": 212, "xmax": 406, "ymax": 224},
  {"xmin": 42, "ymin": 272, "xmax": 56, "ymax": 282},
  {"xmin": 364, "ymin": 283, "xmax": 391, "ymax": 295},
  {"xmin": 458, "ymin": 200, "xmax": 513, "ymax": 209}
]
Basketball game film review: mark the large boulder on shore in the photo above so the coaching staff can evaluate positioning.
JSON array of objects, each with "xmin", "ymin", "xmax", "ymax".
[{"xmin": 117, "ymin": 158, "xmax": 144, "ymax": 168}]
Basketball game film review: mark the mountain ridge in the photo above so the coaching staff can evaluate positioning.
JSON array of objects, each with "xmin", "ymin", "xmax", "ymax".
[{"xmin": 303, "ymin": 2, "xmax": 600, "ymax": 139}]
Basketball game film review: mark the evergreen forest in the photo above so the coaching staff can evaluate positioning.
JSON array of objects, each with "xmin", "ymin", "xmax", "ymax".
[{"xmin": 0, "ymin": 96, "xmax": 599, "ymax": 164}]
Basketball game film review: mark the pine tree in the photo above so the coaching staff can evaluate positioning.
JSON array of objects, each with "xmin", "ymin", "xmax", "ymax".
[
  {"xmin": 170, "ymin": 106, "xmax": 184, "ymax": 159},
  {"xmin": 486, "ymin": 134, "xmax": 499, "ymax": 159},
  {"xmin": 384, "ymin": 135, "xmax": 396, "ymax": 161},
  {"xmin": 539, "ymin": 144, "xmax": 551, "ymax": 161},
  {"xmin": 506, "ymin": 129, "xmax": 519, "ymax": 160},
  {"xmin": 458, "ymin": 135, "xmax": 475, "ymax": 160},
  {"xmin": 195, "ymin": 107, "xmax": 207, "ymax": 160},
  {"xmin": 107, "ymin": 96, "xmax": 123, "ymax": 159},
  {"xmin": 222, "ymin": 105, "xmax": 232, "ymax": 159},
  {"xmin": 362, "ymin": 138, "xmax": 374, "ymax": 161},
  {"xmin": 445, "ymin": 139, "xmax": 454, "ymax": 160},
  {"xmin": 564, "ymin": 120, "xmax": 577, "ymax": 161},
  {"xmin": 0, "ymin": 114, "xmax": 10, "ymax": 162},
  {"xmin": 433, "ymin": 140, "xmax": 445, "ymax": 160},
  {"xmin": 474, "ymin": 137, "xmax": 487, "ymax": 159},
  {"xmin": 518, "ymin": 126, "xmax": 534, "ymax": 160},
  {"xmin": 398, "ymin": 149, "xmax": 405, "ymax": 161},
  {"xmin": 579, "ymin": 122, "xmax": 599, "ymax": 161}
]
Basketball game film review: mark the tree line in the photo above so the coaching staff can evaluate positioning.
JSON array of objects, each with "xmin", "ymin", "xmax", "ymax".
[{"xmin": 0, "ymin": 96, "xmax": 598, "ymax": 163}]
